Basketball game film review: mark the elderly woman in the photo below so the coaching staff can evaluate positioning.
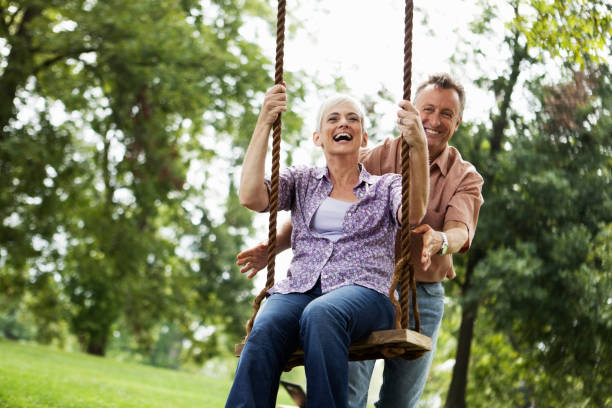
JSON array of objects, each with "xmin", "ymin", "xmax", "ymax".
[{"xmin": 225, "ymin": 84, "xmax": 429, "ymax": 408}]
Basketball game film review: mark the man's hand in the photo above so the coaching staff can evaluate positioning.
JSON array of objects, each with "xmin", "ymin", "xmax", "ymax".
[
  {"xmin": 410, "ymin": 224, "xmax": 443, "ymax": 272},
  {"xmin": 397, "ymin": 100, "xmax": 427, "ymax": 150},
  {"xmin": 236, "ymin": 220, "xmax": 293, "ymax": 279},
  {"xmin": 236, "ymin": 241, "xmax": 268, "ymax": 279}
]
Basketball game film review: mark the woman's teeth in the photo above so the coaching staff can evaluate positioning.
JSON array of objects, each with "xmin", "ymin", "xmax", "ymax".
[{"xmin": 333, "ymin": 133, "xmax": 352, "ymax": 141}]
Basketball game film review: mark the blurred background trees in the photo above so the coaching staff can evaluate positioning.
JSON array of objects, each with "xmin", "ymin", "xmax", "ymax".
[
  {"xmin": 0, "ymin": 0, "xmax": 304, "ymax": 364},
  {"xmin": 435, "ymin": 1, "xmax": 611, "ymax": 406}
]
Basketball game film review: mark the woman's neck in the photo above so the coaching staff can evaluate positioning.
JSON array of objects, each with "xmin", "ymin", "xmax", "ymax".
[{"xmin": 325, "ymin": 154, "xmax": 360, "ymax": 189}]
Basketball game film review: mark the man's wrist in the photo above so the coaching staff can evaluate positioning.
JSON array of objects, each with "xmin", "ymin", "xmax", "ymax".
[
  {"xmin": 406, "ymin": 137, "xmax": 427, "ymax": 153},
  {"xmin": 437, "ymin": 232, "xmax": 448, "ymax": 255}
]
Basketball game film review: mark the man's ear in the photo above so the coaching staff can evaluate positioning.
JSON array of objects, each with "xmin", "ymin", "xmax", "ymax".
[
  {"xmin": 313, "ymin": 131, "xmax": 322, "ymax": 146},
  {"xmin": 361, "ymin": 131, "xmax": 368, "ymax": 147},
  {"xmin": 454, "ymin": 117, "xmax": 462, "ymax": 132}
]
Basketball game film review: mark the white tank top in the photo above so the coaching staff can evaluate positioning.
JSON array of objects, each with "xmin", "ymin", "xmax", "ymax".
[{"xmin": 311, "ymin": 197, "xmax": 353, "ymax": 242}]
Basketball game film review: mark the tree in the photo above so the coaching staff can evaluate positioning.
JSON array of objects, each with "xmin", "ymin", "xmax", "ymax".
[
  {"xmin": 0, "ymin": 0, "xmax": 304, "ymax": 358},
  {"xmin": 442, "ymin": 1, "xmax": 611, "ymax": 406},
  {"xmin": 466, "ymin": 67, "xmax": 612, "ymax": 406}
]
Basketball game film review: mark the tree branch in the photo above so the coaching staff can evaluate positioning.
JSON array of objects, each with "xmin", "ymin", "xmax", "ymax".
[
  {"xmin": 33, "ymin": 47, "xmax": 98, "ymax": 74},
  {"xmin": 0, "ymin": 6, "xmax": 10, "ymax": 37},
  {"xmin": 6, "ymin": 5, "xmax": 22, "ymax": 29},
  {"xmin": 489, "ymin": 31, "xmax": 526, "ymax": 157},
  {"xmin": 15, "ymin": 6, "xmax": 41, "ymax": 38}
]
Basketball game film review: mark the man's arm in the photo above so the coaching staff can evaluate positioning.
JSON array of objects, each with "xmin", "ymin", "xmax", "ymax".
[
  {"xmin": 442, "ymin": 221, "xmax": 470, "ymax": 254},
  {"xmin": 236, "ymin": 220, "xmax": 293, "ymax": 278},
  {"xmin": 397, "ymin": 100, "xmax": 429, "ymax": 225},
  {"xmin": 408, "ymin": 142, "xmax": 429, "ymax": 225},
  {"xmin": 411, "ymin": 221, "xmax": 469, "ymax": 271},
  {"xmin": 422, "ymin": 221, "xmax": 469, "ymax": 255},
  {"xmin": 412, "ymin": 167, "xmax": 483, "ymax": 272}
]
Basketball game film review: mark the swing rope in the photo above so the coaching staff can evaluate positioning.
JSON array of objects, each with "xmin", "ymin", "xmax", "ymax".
[
  {"xmin": 244, "ymin": 0, "xmax": 422, "ymax": 346},
  {"xmin": 244, "ymin": 0, "xmax": 286, "ymax": 337},
  {"xmin": 394, "ymin": 0, "xmax": 420, "ymax": 332}
]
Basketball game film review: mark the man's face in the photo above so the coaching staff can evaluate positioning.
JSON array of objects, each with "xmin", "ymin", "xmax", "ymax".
[{"xmin": 414, "ymin": 85, "xmax": 462, "ymax": 159}]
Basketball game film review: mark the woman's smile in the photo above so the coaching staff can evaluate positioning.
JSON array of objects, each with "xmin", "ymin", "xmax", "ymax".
[{"xmin": 333, "ymin": 133, "xmax": 353, "ymax": 142}]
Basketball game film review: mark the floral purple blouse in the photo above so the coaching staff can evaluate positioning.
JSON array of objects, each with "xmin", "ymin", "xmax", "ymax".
[{"xmin": 264, "ymin": 164, "xmax": 402, "ymax": 297}]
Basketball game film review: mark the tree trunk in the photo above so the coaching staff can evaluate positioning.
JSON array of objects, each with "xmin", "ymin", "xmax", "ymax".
[
  {"xmin": 0, "ymin": 7, "xmax": 41, "ymax": 135},
  {"xmin": 85, "ymin": 334, "xmax": 108, "ymax": 356},
  {"xmin": 444, "ymin": 252, "xmax": 480, "ymax": 408},
  {"xmin": 444, "ymin": 16, "xmax": 528, "ymax": 407},
  {"xmin": 444, "ymin": 296, "xmax": 479, "ymax": 408}
]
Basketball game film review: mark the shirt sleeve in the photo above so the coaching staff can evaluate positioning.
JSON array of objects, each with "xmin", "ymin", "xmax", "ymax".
[
  {"xmin": 262, "ymin": 166, "xmax": 299, "ymax": 212},
  {"xmin": 359, "ymin": 138, "xmax": 400, "ymax": 176},
  {"xmin": 389, "ymin": 174, "xmax": 403, "ymax": 226},
  {"xmin": 359, "ymin": 146, "xmax": 382, "ymax": 175},
  {"xmin": 444, "ymin": 168, "xmax": 484, "ymax": 253}
]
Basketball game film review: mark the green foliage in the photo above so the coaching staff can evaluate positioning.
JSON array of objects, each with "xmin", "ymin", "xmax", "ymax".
[
  {"xmin": 516, "ymin": 0, "xmax": 612, "ymax": 67},
  {"xmin": 467, "ymin": 317, "xmax": 533, "ymax": 408},
  {"xmin": 459, "ymin": 66, "xmax": 612, "ymax": 406},
  {"xmin": 0, "ymin": 0, "xmax": 306, "ymax": 363},
  {"xmin": 444, "ymin": 2, "xmax": 612, "ymax": 406},
  {"xmin": 471, "ymin": 229, "xmax": 611, "ymax": 407}
]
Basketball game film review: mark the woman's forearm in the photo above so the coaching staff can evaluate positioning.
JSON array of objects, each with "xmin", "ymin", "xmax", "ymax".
[
  {"xmin": 239, "ymin": 118, "xmax": 272, "ymax": 212},
  {"xmin": 239, "ymin": 84, "xmax": 287, "ymax": 212}
]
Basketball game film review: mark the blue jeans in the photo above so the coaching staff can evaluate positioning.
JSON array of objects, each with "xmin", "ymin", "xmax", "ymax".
[
  {"xmin": 226, "ymin": 281, "xmax": 395, "ymax": 408},
  {"xmin": 347, "ymin": 282, "xmax": 445, "ymax": 408}
]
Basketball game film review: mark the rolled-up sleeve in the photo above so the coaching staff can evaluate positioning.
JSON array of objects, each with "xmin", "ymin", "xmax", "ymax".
[{"xmin": 444, "ymin": 168, "xmax": 484, "ymax": 252}]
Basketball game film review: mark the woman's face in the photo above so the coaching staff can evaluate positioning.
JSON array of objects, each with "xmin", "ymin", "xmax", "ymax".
[{"xmin": 313, "ymin": 101, "xmax": 368, "ymax": 155}]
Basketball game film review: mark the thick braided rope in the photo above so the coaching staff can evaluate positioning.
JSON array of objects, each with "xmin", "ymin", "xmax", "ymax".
[
  {"xmin": 245, "ymin": 0, "xmax": 286, "ymax": 338},
  {"xmin": 387, "ymin": 260, "xmax": 426, "ymax": 360},
  {"xmin": 388, "ymin": 257, "xmax": 405, "ymax": 329},
  {"xmin": 400, "ymin": 0, "xmax": 421, "ymax": 332}
]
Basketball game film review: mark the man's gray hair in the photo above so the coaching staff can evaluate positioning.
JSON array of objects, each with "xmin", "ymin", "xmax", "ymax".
[{"xmin": 414, "ymin": 73, "xmax": 466, "ymax": 117}]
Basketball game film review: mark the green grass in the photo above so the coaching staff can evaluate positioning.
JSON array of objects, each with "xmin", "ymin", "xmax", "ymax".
[{"xmin": 0, "ymin": 340, "xmax": 297, "ymax": 407}]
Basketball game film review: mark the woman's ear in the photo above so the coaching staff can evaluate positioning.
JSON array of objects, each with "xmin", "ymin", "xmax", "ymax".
[
  {"xmin": 313, "ymin": 131, "xmax": 322, "ymax": 147},
  {"xmin": 361, "ymin": 131, "xmax": 368, "ymax": 147}
]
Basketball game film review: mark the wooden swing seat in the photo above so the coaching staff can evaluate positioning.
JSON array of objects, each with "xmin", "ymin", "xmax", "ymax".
[{"xmin": 235, "ymin": 328, "xmax": 431, "ymax": 371}]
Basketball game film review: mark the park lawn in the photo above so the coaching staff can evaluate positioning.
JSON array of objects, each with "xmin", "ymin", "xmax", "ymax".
[{"xmin": 0, "ymin": 340, "xmax": 296, "ymax": 408}]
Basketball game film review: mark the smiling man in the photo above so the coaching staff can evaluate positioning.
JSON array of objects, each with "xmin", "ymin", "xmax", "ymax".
[{"xmin": 348, "ymin": 73, "xmax": 484, "ymax": 408}]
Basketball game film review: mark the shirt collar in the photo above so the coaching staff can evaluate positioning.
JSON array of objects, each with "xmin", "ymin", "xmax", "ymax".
[
  {"xmin": 430, "ymin": 145, "xmax": 451, "ymax": 176},
  {"xmin": 314, "ymin": 163, "xmax": 375, "ymax": 186}
]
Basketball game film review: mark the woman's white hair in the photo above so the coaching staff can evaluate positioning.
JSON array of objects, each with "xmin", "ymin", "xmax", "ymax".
[{"xmin": 315, "ymin": 94, "xmax": 366, "ymax": 134}]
